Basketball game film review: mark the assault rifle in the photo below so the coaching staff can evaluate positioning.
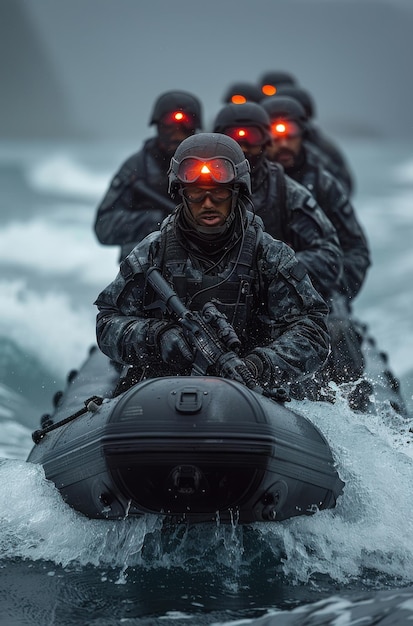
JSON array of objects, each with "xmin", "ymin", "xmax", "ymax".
[
  {"xmin": 119, "ymin": 180, "xmax": 176, "ymax": 260},
  {"xmin": 133, "ymin": 179, "xmax": 176, "ymax": 213},
  {"xmin": 145, "ymin": 266, "xmax": 258, "ymax": 390}
]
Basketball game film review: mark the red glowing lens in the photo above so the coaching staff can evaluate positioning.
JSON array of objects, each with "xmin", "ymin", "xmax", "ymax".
[
  {"xmin": 224, "ymin": 126, "xmax": 267, "ymax": 146},
  {"xmin": 159, "ymin": 111, "xmax": 194, "ymax": 127},
  {"xmin": 271, "ymin": 120, "xmax": 302, "ymax": 139},
  {"xmin": 177, "ymin": 157, "xmax": 237, "ymax": 184}
]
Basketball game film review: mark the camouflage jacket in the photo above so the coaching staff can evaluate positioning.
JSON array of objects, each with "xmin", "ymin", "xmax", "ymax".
[
  {"xmin": 250, "ymin": 160, "xmax": 343, "ymax": 300},
  {"xmin": 285, "ymin": 146, "xmax": 371, "ymax": 300},
  {"xmin": 305, "ymin": 124, "xmax": 354, "ymax": 196},
  {"xmin": 94, "ymin": 137, "xmax": 174, "ymax": 261},
  {"xmin": 95, "ymin": 211, "xmax": 330, "ymax": 387}
]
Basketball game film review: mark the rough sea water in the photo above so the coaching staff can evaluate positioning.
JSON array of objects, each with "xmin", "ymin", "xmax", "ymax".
[{"xmin": 0, "ymin": 138, "xmax": 412, "ymax": 625}]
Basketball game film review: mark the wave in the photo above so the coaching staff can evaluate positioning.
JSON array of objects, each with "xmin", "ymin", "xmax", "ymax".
[{"xmin": 1, "ymin": 393, "xmax": 412, "ymax": 589}]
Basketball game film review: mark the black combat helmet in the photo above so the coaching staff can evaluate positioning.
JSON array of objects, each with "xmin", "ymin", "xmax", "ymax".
[
  {"xmin": 260, "ymin": 95, "xmax": 308, "ymax": 129},
  {"xmin": 168, "ymin": 132, "xmax": 251, "ymax": 197},
  {"xmin": 276, "ymin": 85, "xmax": 316, "ymax": 119},
  {"xmin": 259, "ymin": 71, "xmax": 297, "ymax": 97},
  {"xmin": 222, "ymin": 82, "xmax": 263, "ymax": 104},
  {"xmin": 149, "ymin": 90, "xmax": 203, "ymax": 129},
  {"xmin": 213, "ymin": 102, "xmax": 272, "ymax": 146}
]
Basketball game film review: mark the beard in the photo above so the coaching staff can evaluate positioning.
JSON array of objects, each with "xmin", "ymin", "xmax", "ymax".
[
  {"xmin": 274, "ymin": 148, "xmax": 297, "ymax": 169},
  {"xmin": 157, "ymin": 128, "xmax": 195, "ymax": 157}
]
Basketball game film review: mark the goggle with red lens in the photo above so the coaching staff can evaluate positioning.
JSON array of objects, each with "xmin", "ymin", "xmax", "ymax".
[
  {"xmin": 159, "ymin": 111, "xmax": 195, "ymax": 128},
  {"xmin": 270, "ymin": 120, "xmax": 302, "ymax": 139},
  {"xmin": 180, "ymin": 186, "xmax": 234, "ymax": 203},
  {"xmin": 176, "ymin": 156, "xmax": 238, "ymax": 184},
  {"xmin": 224, "ymin": 126, "xmax": 267, "ymax": 146}
]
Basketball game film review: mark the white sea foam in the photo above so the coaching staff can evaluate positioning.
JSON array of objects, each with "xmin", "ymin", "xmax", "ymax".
[
  {"xmin": 392, "ymin": 158, "xmax": 413, "ymax": 185},
  {"xmin": 0, "ymin": 218, "xmax": 118, "ymax": 286},
  {"xmin": 254, "ymin": 395, "xmax": 413, "ymax": 584},
  {"xmin": 25, "ymin": 152, "xmax": 110, "ymax": 199},
  {"xmin": 354, "ymin": 186, "xmax": 413, "ymax": 381},
  {"xmin": 1, "ymin": 395, "xmax": 412, "ymax": 585},
  {"xmin": 0, "ymin": 421, "xmax": 33, "ymax": 459},
  {"xmin": 0, "ymin": 279, "xmax": 96, "ymax": 377}
]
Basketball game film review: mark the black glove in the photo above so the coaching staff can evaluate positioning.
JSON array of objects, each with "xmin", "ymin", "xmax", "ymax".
[
  {"xmin": 245, "ymin": 350, "xmax": 290, "ymax": 401},
  {"xmin": 244, "ymin": 353, "xmax": 265, "ymax": 380},
  {"xmin": 147, "ymin": 320, "xmax": 194, "ymax": 368},
  {"xmin": 244, "ymin": 350, "xmax": 281, "ymax": 387},
  {"xmin": 157, "ymin": 325, "xmax": 194, "ymax": 368},
  {"xmin": 216, "ymin": 352, "xmax": 257, "ymax": 389}
]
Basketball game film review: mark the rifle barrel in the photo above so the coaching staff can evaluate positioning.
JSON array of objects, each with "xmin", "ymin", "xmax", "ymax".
[
  {"xmin": 146, "ymin": 267, "xmax": 188, "ymax": 319},
  {"xmin": 134, "ymin": 180, "xmax": 176, "ymax": 213}
]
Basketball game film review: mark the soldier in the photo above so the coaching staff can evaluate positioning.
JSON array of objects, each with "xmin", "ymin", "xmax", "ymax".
[
  {"xmin": 212, "ymin": 102, "xmax": 343, "ymax": 306},
  {"xmin": 95, "ymin": 133, "xmax": 330, "ymax": 397},
  {"xmin": 272, "ymin": 85, "xmax": 354, "ymax": 195},
  {"xmin": 261, "ymin": 95, "xmax": 371, "ymax": 381},
  {"xmin": 258, "ymin": 70, "xmax": 297, "ymax": 97},
  {"xmin": 222, "ymin": 81, "xmax": 263, "ymax": 104},
  {"xmin": 94, "ymin": 90, "xmax": 203, "ymax": 261}
]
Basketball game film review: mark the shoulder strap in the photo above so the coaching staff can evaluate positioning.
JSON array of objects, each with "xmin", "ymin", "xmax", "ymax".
[
  {"xmin": 238, "ymin": 213, "xmax": 262, "ymax": 273},
  {"xmin": 160, "ymin": 215, "xmax": 187, "ymax": 273}
]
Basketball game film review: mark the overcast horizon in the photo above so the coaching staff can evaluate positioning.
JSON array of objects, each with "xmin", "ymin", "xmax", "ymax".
[{"xmin": 2, "ymin": 0, "xmax": 413, "ymax": 142}]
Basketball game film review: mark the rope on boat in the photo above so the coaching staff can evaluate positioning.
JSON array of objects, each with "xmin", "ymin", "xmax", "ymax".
[{"xmin": 31, "ymin": 396, "xmax": 104, "ymax": 444}]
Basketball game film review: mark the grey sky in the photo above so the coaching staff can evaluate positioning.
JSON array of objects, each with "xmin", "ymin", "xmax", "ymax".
[{"xmin": 2, "ymin": 0, "xmax": 413, "ymax": 140}]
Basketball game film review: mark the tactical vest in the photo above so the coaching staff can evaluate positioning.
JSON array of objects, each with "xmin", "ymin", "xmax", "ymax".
[{"xmin": 150, "ymin": 214, "xmax": 263, "ymax": 339}]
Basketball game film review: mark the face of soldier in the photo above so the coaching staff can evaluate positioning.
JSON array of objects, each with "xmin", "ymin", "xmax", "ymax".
[
  {"xmin": 182, "ymin": 185, "xmax": 233, "ymax": 229},
  {"xmin": 157, "ymin": 112, "xmax": 196, "ymax": 157},
  {"xmin": 266, "ymin": 125, "xmax": 303, "ymax": 169},
  {"xmin": 222, "ymin": 125, "xmax": 267, "ymax": 171},
  {"xmin": 157, "ymin": 125, "xmax": 194, "ymax": 157}
]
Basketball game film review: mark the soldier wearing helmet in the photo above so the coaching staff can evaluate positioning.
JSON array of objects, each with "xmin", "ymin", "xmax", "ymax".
[
  {"xmin": 222, "ymin": 82, "xmax": 263, "ymax": 105},
  {"xmin": 265, "ymin": 88, "xmax": 354, "ymax": 195},
  {"xmin": 258, "ymin": 70, "xmax": 297, "ymax": 97},
  {"xmin": 213, "ymin": 102, "xmax": 343, "ymax": 305},
  {"xmin": 261, "ymin": 95, "xmax": 371, "ymax": 382},
  {"xmin": 94, "ymin": 90, "xmax": 203, "ymax": 261},
  {"xmin": 214, "ymin": 100, "xmax": 370, "ymax": 384},
  {"xmin": 262, "ymin": 95, "xmax": 370, "ymax": 298},
  {"xmin": 95, "ymin": 133, "xmax": 330, "ymax": 396}
]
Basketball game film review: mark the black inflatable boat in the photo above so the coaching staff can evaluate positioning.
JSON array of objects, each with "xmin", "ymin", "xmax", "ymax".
[
  {"xmin": 27, "ymin": 347, "xmax": 345, "ymax": 523},
  {"xmin": 27, "ymin": 316, "xmax": 409, "ymax": 524}
]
